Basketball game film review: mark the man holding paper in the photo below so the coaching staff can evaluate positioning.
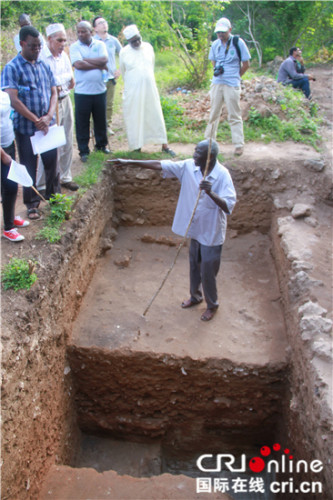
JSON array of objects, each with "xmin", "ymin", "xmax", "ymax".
[
  {"xmin": 1, "ymin": 25, "xmax": 61, "ymax": 220},
  {"xmin": 39, "ymin": 23, "xmax": 78, "ymax": 191}
]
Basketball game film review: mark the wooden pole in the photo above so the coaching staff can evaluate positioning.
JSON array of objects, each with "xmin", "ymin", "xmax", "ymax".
[
  {"xmin": 31, "ymin": 185, "xmax": 47, "ymax": 203},
  {"xmin": 142, "ymin": 136, "xmax": 213, "ymax": 317}
]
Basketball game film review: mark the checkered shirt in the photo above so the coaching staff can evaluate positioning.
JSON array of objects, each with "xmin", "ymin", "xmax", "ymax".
[{"xmin": 1, "ymin": 53, "xmax": 56, "ymax": 135}]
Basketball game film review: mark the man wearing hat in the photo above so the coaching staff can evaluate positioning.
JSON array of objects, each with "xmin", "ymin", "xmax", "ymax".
[
  {"xmin": 205, "ymin": 17, "xmax": 251, "ymax": 156},
  {"xmin": 119, "ymin": 25, "xmax": 175, "ymax": 155},
  {"xmin": 70, "ymin": 21, "xmax": 110, "ymax": 162},
  {"xmin": 39, "ymin": 23, "xmax": 78, "ymax": 191}
]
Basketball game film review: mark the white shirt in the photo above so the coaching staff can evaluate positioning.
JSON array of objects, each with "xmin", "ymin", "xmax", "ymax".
[
  {"xmin": 0, "ymin": 90, "xmax": 15, "ymax": 148},
  {"xmin": 40, "ymin": 46, "xmax": 74, "ymax": 97},
  {"xmin": 161, "ymin": 159, "xmax": 237, "ymax": 246},
  {"xmin": 70, "ymin": 38, "xmax": 108, "ymax": 95}
]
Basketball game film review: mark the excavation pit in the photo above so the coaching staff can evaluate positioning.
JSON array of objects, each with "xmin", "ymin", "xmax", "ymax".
[{"xmin": 2, "ymin": 142, "xmax": 332, "ymax": 499}]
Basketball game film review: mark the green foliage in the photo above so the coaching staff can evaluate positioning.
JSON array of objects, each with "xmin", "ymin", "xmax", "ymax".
[
  {"xmin": 35, "ymin": 225, "xmax": 63, "ymax": 243},
  {"xmin": 73, "ymin": 151, "xmax": 106, "ymax": 188},
  {"xmin": 48, "ymin": 193, "xmax": 74, "ymax": 223},
  {"xmin": 36, "ymin": 193, "xmax": 74, "ymax": 243},
  {"xmin": 2, "ymin": 258, "xmax": 37, "ymax": 291},
  {"xmin": 160, "ymin": 95, "xmax": 184, "ymax": 129}
]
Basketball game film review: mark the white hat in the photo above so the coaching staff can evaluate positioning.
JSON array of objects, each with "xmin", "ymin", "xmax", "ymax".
[
  {"xmin": 123, "ymin": 24, "xmax": 140, "ymax": 40},
  {"xmin": 214, "ymin": 17, "xmax": 231, "ymax": 33},
  {"xmin": 46, "ymin": 23, "xmax": 65, "ymax": 37}
]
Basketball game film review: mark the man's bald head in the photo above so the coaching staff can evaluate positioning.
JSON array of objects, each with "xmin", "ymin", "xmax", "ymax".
[
  {"xmin": 197, "ymin": 139, "xmax": 219, "ymax": 159},
  {"xmin": 77, "ymin": 21, "xmax": 92, "ymax": 31}
]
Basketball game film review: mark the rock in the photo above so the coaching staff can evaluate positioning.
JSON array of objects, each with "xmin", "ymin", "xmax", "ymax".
[
  {"xmin": 298, "ymin": 301, "xmax": 327, "ymax": 318},
  {"xmin": 304, "ymin": 216, "xmax": 318, "ymax": 227},
  {"xmin": 311, "ymin": 340, "xmax": 333, "ymax": 362},
  {"xmin": 304, "ymin": 159, "xmax": 325, "ymax": 172},
  {"xmin": 291, "ymin": 203, "xmax": 312, "ymax": 218},
  {"xmin": 300, "ymin": 316, "xmax": 332, "ymax": 335},
  {"xmin": 120, "ymin": 213, "xmax": 134, "ymax": 222},
  {"xmin": 114, "ymin": 255, "xmax": 131, "ymax": 268}
]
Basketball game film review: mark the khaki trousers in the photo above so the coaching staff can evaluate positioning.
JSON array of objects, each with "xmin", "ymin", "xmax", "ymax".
[
  {"xmin": 205, "ymin": 83, "xmax": 244, "ymax": 148},
  {"xmin": 106, "ymin": 79, "xmax": 116, "ymax": 124}
]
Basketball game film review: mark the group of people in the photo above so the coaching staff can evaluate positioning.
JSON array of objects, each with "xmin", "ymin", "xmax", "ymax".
[{"xmin": 1, "ymin": 14, "xmax": 315, "ymax": 324}]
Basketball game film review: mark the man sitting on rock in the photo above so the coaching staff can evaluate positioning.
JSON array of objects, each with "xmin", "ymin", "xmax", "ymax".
[
  {"xmin": 277, "ymin": 47, "xmax": 315, "ymax": 99},
  {"xmin": 110, "ymin": 140, "xmax": 237, "ymax": 322}
]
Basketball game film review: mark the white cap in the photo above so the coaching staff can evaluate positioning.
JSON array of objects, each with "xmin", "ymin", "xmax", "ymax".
[
  {"xmin": 123, "ymin": 24, "xmax": 140, "ymax": 40},
  {"xmin": 46, "ymin": 23, "xmax": 65, "ymax": 37},
  {"xmin": 214, "ymin": 17, "xmax": 231, "ymax": 33}
]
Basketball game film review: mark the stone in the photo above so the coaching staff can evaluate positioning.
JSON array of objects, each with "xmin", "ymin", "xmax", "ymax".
[
  {"xmin": 298, "ymin": 301, "xmax": 327, "ymax": 318},
  {"xmin": 300, "ymin": 315, "xmax": 332, "ymax": 335},
  {"xmin": 304, "ymin": 216, "xmax": 318, "ymax": 227},
  {"xmin": 304, "ymin": 159, "xmax": 325, "ymax": 172},
  {"xmin": 311, "ymin": 340, "xmax": 333, "ymax": 362},
  {"xmin": 291, "ymin": 203, "xmax": 312, "ymax": 219}
]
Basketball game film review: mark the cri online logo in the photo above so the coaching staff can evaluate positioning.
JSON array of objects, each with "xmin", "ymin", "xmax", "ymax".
[{"xmin": 197, "ymin": 443, "xmax": 323, "ymax": 474}]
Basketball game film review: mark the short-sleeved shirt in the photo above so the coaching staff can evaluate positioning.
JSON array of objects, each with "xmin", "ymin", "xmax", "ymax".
[
  {"xmin": 209, "ymin": 35, "xmax": 251, "ymax": 87},
  {"xmin": 161, "ymin": 159, "xmax": 237, "ymax": 246},
  {"xmin": 70, "ymin": 38, "xmax": 108, "ymax": 95},
  {"xmin": 94, "ymin": 34, "xmax": 122, "ymax": 79},
  {"xmin": 0, "ymin": 90, "xmax": 15, "ymax": 148},
  {"xmin": 277, "ymin": 56, "xmax": 307, "ymax": 83},
  {"xmin": 1, "ymin": 52, "xmax": 56, "ymax": 135},
  {"xmin": 40, "ymin": 46, "xmax": 74, "ymax": 98}
]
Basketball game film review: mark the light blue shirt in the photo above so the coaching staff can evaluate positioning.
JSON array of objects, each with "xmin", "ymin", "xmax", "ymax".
[
  {"xmin": 209, "ymin": 35, "xmax": 251, "ymax": 87},
  {"xmin": 94, "ymin": 34, "xmax": 122, "ymax": 78},
  {"xmin": 161, "ymin": 159, "xmax": 237, "ymax": 246},
  {"xmin": 70, "ymin": 38, "xmax": 108, "ymax": 95}
]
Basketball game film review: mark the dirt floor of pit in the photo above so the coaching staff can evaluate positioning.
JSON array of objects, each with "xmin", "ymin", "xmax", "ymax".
[{"xmin": 71, "ymin": 225, "xmax": 287, "ymax": 364}]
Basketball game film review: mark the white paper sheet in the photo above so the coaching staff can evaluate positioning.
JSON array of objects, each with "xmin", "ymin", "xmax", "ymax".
[
  {"xmin": 30, "ymin": 125, "xmax": 66, "ymax": 155},
  {"xmin": 7, "ymin": 160, "xmax": 33, "ymax": 187}
]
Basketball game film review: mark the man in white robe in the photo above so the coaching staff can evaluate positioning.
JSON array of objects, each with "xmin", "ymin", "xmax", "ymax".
[{"xmin": 119, "ymin": 25, "xmax": 175, "ymax": 155}]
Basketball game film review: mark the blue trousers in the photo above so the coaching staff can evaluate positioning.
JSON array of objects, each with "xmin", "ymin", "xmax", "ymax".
[
  {"xmin": 189, "ymin": 239, "xmax": 223, "ymax": 310},
  {"xmin": 288, "ymin": 77, "xmax": 311, "ymax": 98}
]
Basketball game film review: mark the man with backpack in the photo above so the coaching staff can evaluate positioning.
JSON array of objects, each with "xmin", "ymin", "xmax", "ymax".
[{"xmin": 205, "ymin": 17, "xmax": 251, "ymax": 156}]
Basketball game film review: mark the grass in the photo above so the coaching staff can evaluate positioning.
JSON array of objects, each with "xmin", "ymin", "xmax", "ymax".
[{"xmin": 73, "ymin": 151, "xmax": 107, "ymax": 188}]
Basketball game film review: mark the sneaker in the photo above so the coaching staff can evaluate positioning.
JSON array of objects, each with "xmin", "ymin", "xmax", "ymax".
[
  {"xmin": 14, "ymin": 216, "xmax": 30, "ymax": 227},
  {"xmin": 108, "ymin": 127, "xmax": 115, "ymax": 135},
  {"xmin": 3, "ymin": 228, "xmax": 25, "ymax": 242}
]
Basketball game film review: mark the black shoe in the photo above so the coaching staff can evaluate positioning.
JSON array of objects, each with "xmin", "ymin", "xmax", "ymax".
[
  {"xmin": 162, "ymin": 147, "xmax": 176, "ymax": 157},
  {"xmin": 80, "ymin": 154, "xmax": 89, "ymax": 163},
  {"xmin": 61, "ymin": 181, "xmax": 79, "ymax": 191},
  {"xmin": 96, "ymin": 147, "xmax": 112, "ymax": 154}
]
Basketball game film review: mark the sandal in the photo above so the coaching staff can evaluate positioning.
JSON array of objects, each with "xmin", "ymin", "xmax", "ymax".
[
  {"xmin": 27, "ymin": 208, "xmax": 40, "ymax": 220},
  {"xmin": 162, "ymin": 147, "xmax": 176, "ymax": 157}
]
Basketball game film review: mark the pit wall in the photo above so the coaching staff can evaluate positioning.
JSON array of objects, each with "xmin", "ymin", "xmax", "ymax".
[
  {"xmin": 67, "ymin": 347, "xmax": 287, "ymax": 456},
  {"xmin": 1, "ymin": 169, "xmax": 115, "ymax": 500},
  {"xmin": 270, "ymin": 214, "xmax": 332, "ymax": 497}
]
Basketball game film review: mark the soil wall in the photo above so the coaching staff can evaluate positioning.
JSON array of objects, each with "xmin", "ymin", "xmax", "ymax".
[{"xmin": 1, "ymin": 169, "xmax": 114, "ymax": 500}]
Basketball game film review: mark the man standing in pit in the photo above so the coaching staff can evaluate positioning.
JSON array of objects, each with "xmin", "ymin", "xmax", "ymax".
[
  {"xmin": 92, "ymin": 16, "xmax": 122, "ymax": 136},
  {"xmin": 111, "ymin": 139, "xmax": 236, "ymax": 321},
  {"xmin": 2, "ymin": 25, "xmax": 61, "ymax": 220},
  {"xmin": 205, "ymin": 17, "xmax": 251, "ymax": 156},
  {"xmin": 70, "ymin": 21, "xmax": 110, "ymax": 162},
  {"xmin": 39, "ymin": 23, "xmax": 78, "ymax": 191}
]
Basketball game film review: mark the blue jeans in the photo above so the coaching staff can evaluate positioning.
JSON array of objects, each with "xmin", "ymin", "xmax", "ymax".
[{"xmin": 289, "ymin": 77, "xmax": 311, "ymax": 98}]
